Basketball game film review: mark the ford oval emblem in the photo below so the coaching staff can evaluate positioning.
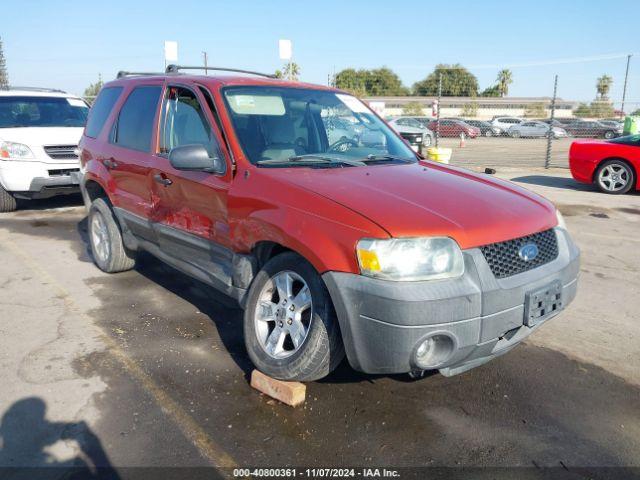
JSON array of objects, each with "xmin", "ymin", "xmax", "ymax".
[{"xmin": 519, "ymin": 243, "xmax": 539, "ymax": 262}]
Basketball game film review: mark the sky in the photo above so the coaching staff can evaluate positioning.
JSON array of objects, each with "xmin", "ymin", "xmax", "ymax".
[{"xmin": 2, "ymin": 0, "xmax": 638, "ymax": 107}]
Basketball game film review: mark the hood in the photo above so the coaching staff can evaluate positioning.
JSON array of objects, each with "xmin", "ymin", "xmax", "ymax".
[
  {"xmin": 391, "ymin": 124, "xmax": 424, "ymax": 134},
  {"xmin": 266, "ymin": 163, "xmax": 557, "ymax": 249},
  {"xmin": 0, "ymin": 127, "xmax": 84, "ymax": 146}
]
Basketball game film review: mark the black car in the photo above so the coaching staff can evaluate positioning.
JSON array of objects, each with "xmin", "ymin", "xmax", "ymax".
[
  {"xmin": 564, "ymin": 121, "xmax": 621, "ymax": 139},
  {"xmin": 462, "ymin": 119, "xmax": 502, "ymax": 137}
]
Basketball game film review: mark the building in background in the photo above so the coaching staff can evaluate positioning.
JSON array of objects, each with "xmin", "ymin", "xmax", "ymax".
[{"xmin": 363, "ymin": 96, "xmax": 579, "ymax": 119}]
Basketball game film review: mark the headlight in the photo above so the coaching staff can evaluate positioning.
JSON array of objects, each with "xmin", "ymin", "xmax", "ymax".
[
  {"xmin": 356, "ymin": 237, "xmax": 464, "ymax": 281},
  {"xmin": 556, "ymin": 209, "xmax": 567, "ymax": 230},
  {"xmin": 0, "ymin": 141, "xmax": 35, "ymax": 159}
]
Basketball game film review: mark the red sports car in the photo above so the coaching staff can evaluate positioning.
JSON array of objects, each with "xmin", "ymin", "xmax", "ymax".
[{"xmin": 569, "ymin": 135, "xmax": 639, "ymax": 194}]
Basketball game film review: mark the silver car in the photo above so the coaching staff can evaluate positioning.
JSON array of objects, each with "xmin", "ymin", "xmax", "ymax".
[
  {"xmin": 508, "ymin": 120, "xmax": 567, "ymax": 138},
  {"xmin": 387, "ymin": 117, "xmax": 435, "ymax": 147}
]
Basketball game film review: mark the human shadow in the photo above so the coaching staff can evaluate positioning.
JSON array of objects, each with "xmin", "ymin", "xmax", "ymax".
[
  {"xmin": 510, "ymin": 175, "xmax": 596, "ymax": 191},
  {"xmin": 14, "ymin": 193, "xmax": 84, "ymax": 211},
  {"xmin": 0, "ymin": 397, "xmax": 120, "ymax": 479}
]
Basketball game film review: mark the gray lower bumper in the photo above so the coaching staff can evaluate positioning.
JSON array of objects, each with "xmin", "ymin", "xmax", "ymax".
[
  {"xmin": 322, "ymin": 228, "xmax": 580, "ymax": 376},
  {"xmin": 13, "ymin": 175, "xmax": 80, "ymax": 200}
]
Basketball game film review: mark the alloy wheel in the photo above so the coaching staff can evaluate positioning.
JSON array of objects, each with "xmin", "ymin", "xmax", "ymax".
[
  {"xmin": 254, "ymin": 271, "xmax": 313, "ymax": 359},
  {"xmin": 90, "ymin": 211, "xmax": 110, "ymax": 263},
  {"xmin": 598, "ymin": 163, "xmax": 630, "ymax": 192}
]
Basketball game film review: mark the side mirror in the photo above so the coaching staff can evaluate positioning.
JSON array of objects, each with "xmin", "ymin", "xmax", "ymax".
[{"xmin": 168, "ymin": 144, "xmax": 225, "ymax": 174}]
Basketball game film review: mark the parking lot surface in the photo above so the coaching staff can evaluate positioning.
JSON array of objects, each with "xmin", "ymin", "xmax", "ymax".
[{"xmin": 1, "ymin": 166, "xmax": 639, "ymax": 477}]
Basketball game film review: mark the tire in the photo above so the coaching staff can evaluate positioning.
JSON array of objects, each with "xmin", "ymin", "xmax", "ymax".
[
  {"xmin": 0, "ymin": 185, "xmax": 17, "ymax": 212},
  {"xmin": 243, "ymin": 252, "xmax": 344, "ymax": 381},
  {"xmin": 510, "ymin": 130, "xmax": 521, "ymax": 138},
  {"xmin": 595, "ymin": 159, "xmax": 635, "ymax": 195},
  {"xmin": 422, "ymin": 134, "xmax": 432, "ymax": 147},
  {"xmin": 484, "ymin": 130, "xmax": 493, "ymax": 137},
  {"xmin": 88, "ymin": 198, "xmax": 136, "ymax": 272},
  {"xmin": 604, "ymin": 130, "xmax": 615, "ymax": 139}
]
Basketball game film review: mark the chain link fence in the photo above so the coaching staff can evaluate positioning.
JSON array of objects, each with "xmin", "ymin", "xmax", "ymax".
[{"xmin": 360, "ymin": 61, "xmax": 637, "ymax": 171}]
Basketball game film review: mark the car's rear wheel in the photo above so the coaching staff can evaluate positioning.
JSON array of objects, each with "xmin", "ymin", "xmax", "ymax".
[
  {"xmin": 88, "ymin": 198, "xmax": 136, "ymax": 272},
  {"xmin": 243, "ymin": 252, "xmax": 344, "ymax": 381},
  {"xmin": 510, "ymin": 130, "xmax": 521, "ymax": 138},
  {"xmin": 604, "ymin": 130, "xmax": 616, "ymax": 139},
  {"xmin": 595, "ymin": 159, "xmax": 635, "ymax": 194},
  {"xmin": 484, "ymin": 130, "xmax": 493, "ymax": 137},
  {"xmin": 0, "ymin": 186, "xmax": 17, "ymax": 213}
]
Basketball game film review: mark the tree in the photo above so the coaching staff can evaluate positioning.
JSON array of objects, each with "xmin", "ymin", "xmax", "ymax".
[
  {"xmin": 524, "ymin": 102, "xmax": 546, "ymax": 118},
  {"xmin": 590, "ymin": 100, "xmax": 615, "ymax": 118},
  {"xmin": 461, "ymin": 102, "xmax": 478, "ymax": 117},
  {"xmin": 334, "ymin": 67, "xmax": 408, "ymax": 97},
  {"xmin": 0, "ymin": 36, "xmax": 8, "ymax": 89},
  {"xmin": 412, "ymin": 64, "xmax": 479, "ymax": 97},
  {"xmin": 574, "ymin": 103, "xmax": 592, "ymax": 118},
  {"xmin": 631, "ymin": 108, "xmax": 640, "ymax": 116},
  {"xmin": 596, "ymin": 75, "xmax": 613, "ymax": 100},
  {"xmin": 83, "ymin": 74, "xmax": 103, "ymax": 102},
  {"xmin": 480, "ymin": 84, "xmax": 501, "ymax": 97},
  {"xmin": 496, "ymin": 69, "xmax": 513, "ymax": 97},
  {"xmin": 275, "ymin": 62, "xmax": 300, "ymax": 81},
  {"xmin": 402, "ymin": 102, "xmax": 424, "ymax": 116}
]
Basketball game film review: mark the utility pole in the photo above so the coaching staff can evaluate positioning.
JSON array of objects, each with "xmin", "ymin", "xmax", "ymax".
[
  {"xmin": 202, "ymin": 51, "xmax": 208, "ymax": 75},
  {"xmin": 435, "ymin": 73, "xmax": 442, "ymax": 148},
  {"xmin": 620, "ymin": 54, "xmax": 632, "ymax": 118}
]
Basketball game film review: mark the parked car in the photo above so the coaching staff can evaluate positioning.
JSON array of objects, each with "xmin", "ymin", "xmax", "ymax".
[
  {"xmin": 569, "ymin": 134, "xmax": 639, "ymax": 194},
  {"xmin": 79, "ymin": 66, "xmax": 579, "ymax": 381},
  {"xmin": 598, "ymin": 120, "xmax": 623, "ymax": 130},
  {"xmin": 0, "ymin": 87, "xmax": 89, "ymax": 212},
  {"xmin": 426, "ymin": 119, "xmax": 480, "ymax": 138},
  {"xmin": 507, "ymin": 120, "xmax": 568, "ymax": 138},
  {"xmin": 564, "ymin": 121, "xmax": 621, "ymax": 139},
  {"xmin": 463, "ymin": 119, "xmax": 502, "ymax": 137},
  {"xmin": 387, "ymin": 117, "xmax": 434, "ymax": 148},
  {"xmin": 491, "ymin": 116, "xmax": 523, "ymax": 133}
]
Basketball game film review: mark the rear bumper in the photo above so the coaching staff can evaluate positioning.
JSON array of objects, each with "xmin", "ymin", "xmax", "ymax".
[{"xmin": 322, "ymin": 228, "xmax": 580, "ymax": 376}]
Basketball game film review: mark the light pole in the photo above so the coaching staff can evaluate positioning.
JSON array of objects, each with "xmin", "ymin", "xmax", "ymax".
[
  {"xmin": 202, "ymin": 51, "xmax": 209, "ymax": 75},
  {"xmin": 621, "ymin": 54, "xmax": 632, "ymax": 118}
]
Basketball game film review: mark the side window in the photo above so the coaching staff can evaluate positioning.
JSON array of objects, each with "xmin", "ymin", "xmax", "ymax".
[
  {"xmin": 85, "ymin": 87, "xmax": 123, "ymax": 138},
  {"xmin": 112, "ymin": 85, "xmax": 162, "ymax": 152},
  {"xmin": 159, "ymin": 86, "xmax": 221, "ymax": 158}
]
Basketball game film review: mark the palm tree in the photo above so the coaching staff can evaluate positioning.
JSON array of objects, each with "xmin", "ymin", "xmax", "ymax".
[
  {"xmin": 496, "ymin": 69, "xmax": 513, "ymax": 97},
  {"xmin": 596, "ymin": 75, "xmax": 613, "ymax": 100}
]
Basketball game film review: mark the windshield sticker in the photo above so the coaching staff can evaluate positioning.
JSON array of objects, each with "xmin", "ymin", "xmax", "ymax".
[
  {"xmin": 336, "ymin": 94, "xmax": 369, "ymax": 114},
  {"xmin": 227, "ymin": 94, "xmax": 286, "ymax": 115},
  {"xmin": 67, "ymin": 98, "xmax": 87, "ymax": 108}
]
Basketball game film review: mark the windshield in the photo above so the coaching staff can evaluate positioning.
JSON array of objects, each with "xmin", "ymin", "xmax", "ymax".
[
  {"xmin": 0, "ymin": 96, "xmax": 89, "ymax": 128},
  {"xmin": 608, "ymin": 134, "xmax": 640, "ymax": 146},
  {"xmin": 222, "ymin": 86, "xmax": 416, "ymax": 166}
]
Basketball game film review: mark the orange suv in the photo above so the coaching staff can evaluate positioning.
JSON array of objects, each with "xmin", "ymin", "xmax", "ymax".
[{"xmin": 79, "ymin": 66, "xmax": 580, "ymax": 381}]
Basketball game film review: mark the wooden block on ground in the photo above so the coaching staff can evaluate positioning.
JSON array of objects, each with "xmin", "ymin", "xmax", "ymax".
[{"xmin": 250, "ymin": 369, "xmax": 306, "ymax": 407}]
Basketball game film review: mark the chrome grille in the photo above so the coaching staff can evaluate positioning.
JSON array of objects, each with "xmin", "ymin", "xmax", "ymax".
[
  {"xmin": 480, "ymin": 229, "xmax": 559, "ymax": 279},
  {"xmin": 43, "ymin": 145, "xmax": 78, "ymax": 160}
]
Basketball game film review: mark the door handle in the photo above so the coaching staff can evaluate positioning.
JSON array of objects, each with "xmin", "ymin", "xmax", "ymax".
[
  {"xmin": 154, "ymin": 173, "xmax": 173, "ymax": 186},
  {"xmin": 103, "ymin": 158, "xmax": 118, "ymax": 169}
]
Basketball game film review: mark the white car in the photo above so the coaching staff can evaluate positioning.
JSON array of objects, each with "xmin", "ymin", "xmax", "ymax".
[
  {"xmin": 387, "ymin": 117, "xmax": 434, "ymax": 149},
  {"xmin": 491, "ymin": 116, "xmax": 523, "ymax": 134},
  {"xmin": 0, "ymin": 87, "xmax": 89, "ymax": 212}
]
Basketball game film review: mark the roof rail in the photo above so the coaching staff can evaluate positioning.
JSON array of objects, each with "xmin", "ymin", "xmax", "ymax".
[
  {"xmin": 116, "ymin": 71, "xmax": 164, "ymax": 79},
  {"xmin": 165, "ymin": 64, "xmax": 277, "ymax": 79},
  {"xmin": 4, "ymin": 86, "xmax": 67, "ymax": 93}
]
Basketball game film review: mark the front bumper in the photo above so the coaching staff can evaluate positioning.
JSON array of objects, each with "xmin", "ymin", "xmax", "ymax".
[
  {"xmin": 322, "ymin": 228, "xmax": 580, "ymax": 376},
  {"xmin": 0, "ymin": 159, "xmax": 80, "ymax": 198}
]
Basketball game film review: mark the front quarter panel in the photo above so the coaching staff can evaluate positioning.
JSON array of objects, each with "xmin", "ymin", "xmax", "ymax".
[{"xmin": 228, "ymin": 168, "xmax": 389, "ymax": 274}]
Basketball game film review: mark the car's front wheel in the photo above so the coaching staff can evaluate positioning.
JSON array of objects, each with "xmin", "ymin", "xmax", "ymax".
[
  {"xmin": 88, "ymin": 198, "xmax": 136, "ymax": 272},
  {"xmin": 595, "ymin": 159, "xmax": 635, "ymax": 194},
  {"xmin": 0, "ymin": 186, "xmax": 17, "ymax": 213},
  {"xmin": 243, "ymin": 252, "xmax": 344, "ymax": 381},
  {"xmin": 484, "ymin": 130, "xmax": 493, "ymax": 137}
]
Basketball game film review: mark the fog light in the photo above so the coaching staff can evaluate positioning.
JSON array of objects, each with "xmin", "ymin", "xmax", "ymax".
[{"xmin": 414, "ymin": 334, "xmax": 455, "ymax": 369}]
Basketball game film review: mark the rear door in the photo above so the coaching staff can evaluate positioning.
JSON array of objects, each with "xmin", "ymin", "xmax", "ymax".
[
  {"xmin": 149, "ymin": 83, "xmax": 234, "ymax": 284},
  {"xmin": 102, "ymin": 83, "xmax": 163, "ymax": 233}
]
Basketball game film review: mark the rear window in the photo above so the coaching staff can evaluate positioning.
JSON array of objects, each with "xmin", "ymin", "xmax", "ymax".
[
  {"xmin": 85, "ymin": 87, "xmax": 122, "ymax": 138},
  {"xmin": 112, "ymin": 86, "xmax": 161, "ymax": 152}
]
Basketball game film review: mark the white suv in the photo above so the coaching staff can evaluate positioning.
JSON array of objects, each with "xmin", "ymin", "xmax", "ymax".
[
  {"xmin": 0, "ymin": 87, "xmax": 89, "ymax": 212},
  {"xmin": 491, "ymin": 116, "xmax": 523, "ymax": 134}
]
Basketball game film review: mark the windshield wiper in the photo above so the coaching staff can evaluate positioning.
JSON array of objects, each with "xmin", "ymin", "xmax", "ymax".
[
  {"xmin": 257, "ymin": 154, "xmax": 365, "ymax": 167},
  {"xmin": 363, "ymin": 154, "xmax": 415, "ymax": 164}
]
